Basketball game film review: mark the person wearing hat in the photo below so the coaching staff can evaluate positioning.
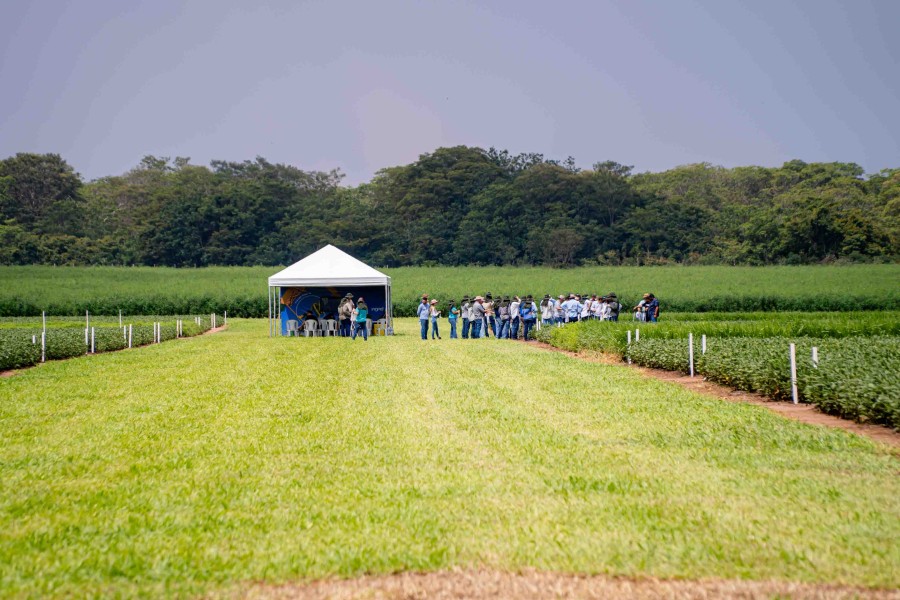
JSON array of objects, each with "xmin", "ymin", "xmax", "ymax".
[
  {"xmin": 509, "ymin": 295, "xmax": 522, "ymax": 340},
  {"xmin": 540, "ymin": 294, "xmax": 554, "ymax": 327},
  {"xmin": 460, "ymin": 295, "xmax": 471, "ymax": 339},
  {"xmin": 447, "ymin": 299, "xmax": 459, "ymax": 339},
  {"xmin": 555, "ymin": 295, "xmax": 565, "ymax": 326},
  {"xmin": 646, "ymin": 293, "xmax": 659, "ymax": 323},
  {"xmin": 520, "ymin": 294, "xmax": 538, "ymax": 340},
  {"xmin": 483, "ymin": 293, "xmax": 494, "ymax": 338},
  {"xmin": 471, "ymin": 296, "xmax": 485, "ymax": 339},
  {"xmin": 497, "ymin": 296, "xmax": 511, "ymax": 339},
  {"xmin": 417, "ymin": 295, "xmax": 431, "ymax": 339},
  {"xmin": 338, "ymin": 292, "xmax": 354, "ymax": 337},
  {"xmin": 562, "ymin": 294, "xmax": 579, "ymax": 324},
  {"xmin": 607, "ymin": 293, "xmax": 621, "ymax": 322},
  {"xmin": 429, "ymin": 299, "xmax": 442, "ymax": 339},
  {"xmin": 351, "ymin": 297, "xmax": 368, "ymax": 341}
]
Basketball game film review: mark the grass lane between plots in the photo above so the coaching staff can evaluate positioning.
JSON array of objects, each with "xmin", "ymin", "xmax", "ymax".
[{"xmin": 0, "ymin": 319, "xmax": 898, "ymax": 597}]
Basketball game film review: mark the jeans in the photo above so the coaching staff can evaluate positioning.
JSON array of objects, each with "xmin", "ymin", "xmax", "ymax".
[
  {"xmin": 498, "ymin": 319, "xmax": 509, "ymax": 339},
  {"xmin": 339, "ymin": 319, "xmax": 351, "ymax": 337},
  {"xmin": 488, "ymin": 316, "xmax": 497, "ymax": 337},
  {"xmin": 471, "ymin": 319, "xmax": 482, "ymax": 339},
  {"xmin": 420, "ymin": 318, "xmax": 429, "ymax": 340},
  {"xmin": 461, "ymin": 318, "xmax": 470, "ymax": 339},
  {"xmin": 510, "ymin": 317, "xmax": 520, "ymax": 339},
  {"xmin": 449, "ymin": 319, "xmax": 457, "ymax": 338},
  {"xmin": 523, "ymin": 319, "xmax": 535, "ymax": 340},
  {"xmin": 351, "ymin": 321, "xmax": 367, "ymax": 340},
  {"xmin": 542, "ymin": 318, "xmax": 553, "ymax": 329},
  {"xmin": 431, "ymin": 318, "xmax": 440, "ymax": 339}
]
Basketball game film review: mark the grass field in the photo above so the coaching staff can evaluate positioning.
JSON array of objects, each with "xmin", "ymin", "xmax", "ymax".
[
  {"xmin": 1, "ymin": 264, "xmax": 898, "ymax": 316},
  {"xmin": 1, "ymin": 319, "xmax": 898, "ymax": 597}
]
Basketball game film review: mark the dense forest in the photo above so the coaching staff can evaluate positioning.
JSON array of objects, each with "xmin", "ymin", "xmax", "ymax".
[{"xmin": 1, "ymin": 147, "xmax": 897, "ymax": 267}]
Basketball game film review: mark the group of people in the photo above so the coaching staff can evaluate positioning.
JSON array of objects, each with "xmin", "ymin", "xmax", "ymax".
[
  {"xmin": 415, "ymin": 292, "xmax": 660, "ymax": 340},
  {"xmin": 337, "ymin": 293, "xmax": 369, "ymax": 340}
]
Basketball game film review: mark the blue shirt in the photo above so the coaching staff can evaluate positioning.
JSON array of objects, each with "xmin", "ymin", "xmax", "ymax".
[{"xmin": 417, "ymin": 302, "xmax": 430, "ymax": 319}]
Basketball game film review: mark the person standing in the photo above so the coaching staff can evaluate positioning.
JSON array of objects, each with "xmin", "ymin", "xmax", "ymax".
[
  {"xmin": 633, "ymin": 294, "xmax": 649, "ymax": 322},
  {"xmin": 471, "ymin": 296, "xmax": 485, "ymax": 339},
  {"xmin": 460, "ymin": 295, "xmax": 471, "ymax": 339},
  {"xmin": 555, "ymin": 295, "xmax": 565, "ymax": 325},
  {"xmin": 430, "ymin": 299, "xmax": 442, "ymax": 339},
  {"xmin": 540, "ymin": 294, "xmax": 554, "ymax": 328},
  {"xmin": 448, "ymin": 299, "xmax": 459, "ymax": 339},
  {"xmin": 497, "ymin": 296, "xmax": 511, "ymax": 339},
  {"xmin": 510, "ymin": 295, "xmax": 521, "ymax": 340},
  {"xmin": 646, "ymin": 293, "xmax": 660, "ymax": 323},
  {"xmin": 581, "ymin": 295, "xmax": 592, "ymax": 321},
  {"xmin": 351, "ymin": 297, "xmax": 368, "ymax": 341},
  {"xmin": 417, "ymin": 295, "xmax": 430, "ymax": 340},
  {"xmin": 607, "ymin": 293, "xmax": 621, "ymax": 322},
  {"xmin": 338, "ymin": 293, "xmax": 354, "ymax": 337},
  {"xmin": 520, "ymin": 294, "xmax": 538, "ymax": 340},
  {"xmin": 483, "ymin": 293, "xmax": 494, "ymax": 338}
]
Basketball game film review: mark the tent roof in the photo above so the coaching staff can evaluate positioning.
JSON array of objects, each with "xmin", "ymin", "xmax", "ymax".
[{"xmin": 267, "ymin": 244, "xmax": 391, "ymax": 287}]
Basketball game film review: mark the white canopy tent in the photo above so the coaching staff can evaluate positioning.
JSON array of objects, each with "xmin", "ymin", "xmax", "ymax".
[{"xmin": 267, "ymin": 244, "xmax": 393, "ymax": 336}]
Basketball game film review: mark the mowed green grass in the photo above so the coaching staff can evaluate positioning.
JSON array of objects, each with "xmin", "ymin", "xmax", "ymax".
[{"xmin": 1, "ymin": 319, "xmax": 898, "ymax": 597}]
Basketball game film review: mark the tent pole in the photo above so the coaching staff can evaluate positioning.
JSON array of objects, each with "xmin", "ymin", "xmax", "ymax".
[{"xmin": 268, "ymin": 286, "xmax": 272, "ymax": 338}]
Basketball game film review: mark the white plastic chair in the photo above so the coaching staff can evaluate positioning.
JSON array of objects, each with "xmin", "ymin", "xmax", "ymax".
[
  {"xmin": 323, "ymin": 319, "xmax": 338, "ymax": 337},
  {"xmin": 302, "ymin": 320, "xmax": 319, "ymax": 337},
  {"xmin": 286, "ymin": 320, "xmax": 299, "ymax": 337}
]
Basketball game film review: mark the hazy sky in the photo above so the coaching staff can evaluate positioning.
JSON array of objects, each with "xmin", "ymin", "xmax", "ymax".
[{"xmin": 2, "ymin": 0, "xmax": 898, "ymax": 184}]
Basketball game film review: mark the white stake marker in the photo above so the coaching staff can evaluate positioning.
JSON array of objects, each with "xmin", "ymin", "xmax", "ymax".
[
  {"xmin": 626, "ymin": 330, "xmax": 632, "ymax": 364},
  {"xmin": 689, "ymin": 333, "xmax": 694, "ymax": 377},
  {"xmin": 812, "ymin": 346, "xmax": 818, "ymax": 369},
  {"xmin": 790, "ymin": 343, "xmax": 798, "ymax": 405},
  {"xmin": 701, "ymin": 334, "xmax": 707, "ymax": 355}
]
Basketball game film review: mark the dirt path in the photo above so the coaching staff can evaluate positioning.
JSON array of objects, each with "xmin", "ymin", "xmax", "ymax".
[
  {"xmin": 528, "ymin": 340, "xmax": 900, "ymax": 449},
  {"xmin": 236, "ymin": 569, "xmax": 900, "ymax": 599},
  {"xmin": 0, "ymin": 325, "xmax": 228, "ymax": 378}
]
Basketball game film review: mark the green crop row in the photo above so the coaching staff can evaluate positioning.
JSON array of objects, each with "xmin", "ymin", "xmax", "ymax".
[
  {"xmin": 0, "ymin": 318, "xmax": 211, "ymax": 371},
  {"xmin": 535, "ymin": 312, "xmax": 900, "ymax": 356},
  {"xmin": 622, "ymin": 336, "xmax": 900, "ymax": 429},
  {"xmin": 537, "ymin": 318, "xmax": 900, "ymax": 429},
  {"xmin": 0, "ymin": 264, "xmax": 898, "ymax": 317}
]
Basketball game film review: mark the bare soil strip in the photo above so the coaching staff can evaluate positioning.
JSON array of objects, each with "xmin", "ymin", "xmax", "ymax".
[
  {"xmin": 0, "ymin": 325, "xmax": 227, "ymax": 378},
  {"xmin": 236, "ymin": 569, "xmax": 900, "ymax": 599},
  {"xmin": 528, "ymin": 340, "xmax": 900, "ymax": 449}
]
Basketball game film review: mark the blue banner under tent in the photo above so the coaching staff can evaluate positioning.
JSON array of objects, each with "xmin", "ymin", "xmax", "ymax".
[
  {"xmin": 279, "ymin": 286, "xmax": 386, "ymax": 335},
  {"xmin": 266, "ymin": 244, "xmax": 393, "ymax": 337}
]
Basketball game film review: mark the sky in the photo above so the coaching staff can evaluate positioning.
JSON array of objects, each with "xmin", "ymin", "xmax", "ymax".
[{"xmin": 1, "ymin": 0, "xmax": 898, "ymax": 184}]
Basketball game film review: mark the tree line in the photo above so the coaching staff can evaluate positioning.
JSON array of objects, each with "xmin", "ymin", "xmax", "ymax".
[{"xmin": 1, "ymin": 147, "xmax": 897, "ymax": 267}]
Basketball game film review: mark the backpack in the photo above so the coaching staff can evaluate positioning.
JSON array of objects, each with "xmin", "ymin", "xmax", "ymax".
[{"xmin": 609, "ymin": 302, "xmax": 620, "ymax": 317}]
